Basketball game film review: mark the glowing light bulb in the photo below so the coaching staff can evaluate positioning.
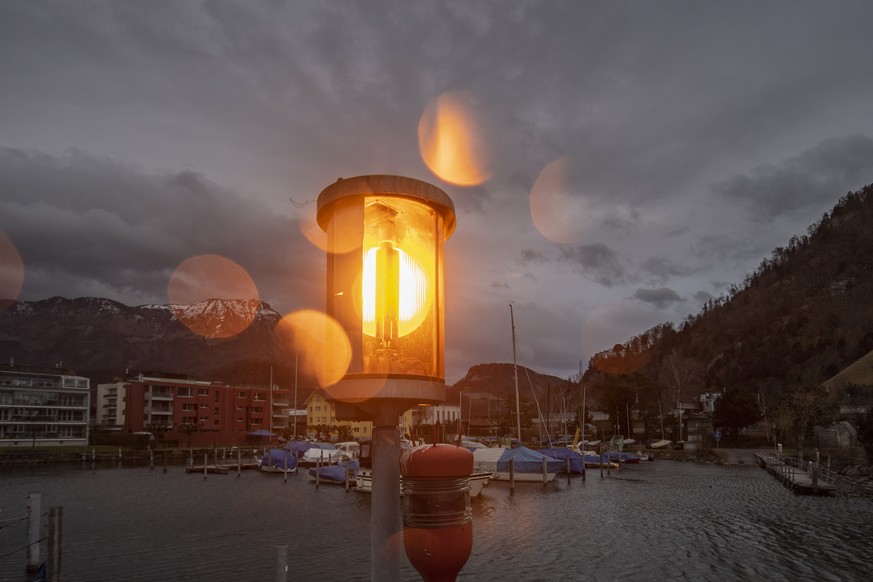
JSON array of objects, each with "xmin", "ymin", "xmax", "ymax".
[{"xmin": 362, "ymin": 243, "xmax": 430, "ymax": 343}]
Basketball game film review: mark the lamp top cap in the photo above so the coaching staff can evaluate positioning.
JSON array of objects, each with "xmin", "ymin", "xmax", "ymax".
[{"xmin": 316, "ymin": 175, "xmax": 455, "ymax": 236}]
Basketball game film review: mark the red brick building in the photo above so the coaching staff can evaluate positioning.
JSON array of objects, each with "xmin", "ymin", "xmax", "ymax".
[{"xmin": 96, "ymin": 374, "xmax": 293, "ymax": 447}]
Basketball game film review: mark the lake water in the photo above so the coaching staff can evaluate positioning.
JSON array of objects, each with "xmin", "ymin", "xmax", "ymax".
[{"xmin": 1, "ymin": 458, "xmax": 871, "ymax": 581}]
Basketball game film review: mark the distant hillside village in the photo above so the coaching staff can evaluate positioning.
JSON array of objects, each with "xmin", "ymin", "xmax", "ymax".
[
  {"xmin": 3, "ymin": 356, "xmax": 870, "ymax": 455},
  {"xmin": 0, "ymin": 358, "xmax": 723, "ymax": 451},
  {"xmin": 0, "ymin": 360, "xmax": 466, "ymax": 449}
]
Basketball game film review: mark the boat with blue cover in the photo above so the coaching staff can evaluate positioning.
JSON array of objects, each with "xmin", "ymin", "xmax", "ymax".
[
  {"xmin": 259, "ymin": 448, "xmax": 298, "ymax": 474},
  {"xmin": 473, "ymin": 445, "xmax": 564, "ymax": 482},
  {"xmin": 309, "ymin": 460, "xmax": 359, "ymax": 485}
]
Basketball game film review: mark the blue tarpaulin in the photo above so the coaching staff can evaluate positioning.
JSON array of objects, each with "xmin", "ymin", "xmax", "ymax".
[
  {"xmin": 248, "ymin": 429, "xmax": 276, "ymax": 437},
  {"xmin": 261, "ymin": 448, "xmax": 298, "ymax": 471},
  {"xmin": 496, "ymin": 445, "xmax": 564, "ymax": 474},
  {"xmin": 284, "ymin": 440, "xmax": 314, "ymax": 458},
  {"xmin": 537, "ymin": 447, "xmax": 584, "ymax": 473},
  {"xmin": 308, "ymin": 460, "xmax": 359, "ymax": 483}
]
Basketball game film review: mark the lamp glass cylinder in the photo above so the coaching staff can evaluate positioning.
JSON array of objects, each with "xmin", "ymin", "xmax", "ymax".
[{"xmin": 318, "ymin": 176, "xmax": 454, "ymax": 383}]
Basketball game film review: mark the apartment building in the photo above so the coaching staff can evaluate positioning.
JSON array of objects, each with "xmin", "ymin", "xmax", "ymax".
[
  {"xmin": 96, "ymin": 373, "xmax": 294, "ymax": 447},
  {"xmin": 304, "ymin": 389, "xmax": 373, "ymax": 440},
  {"xmin": 0, "ymin": 361, "xmax": 90, "ymax": 447}
]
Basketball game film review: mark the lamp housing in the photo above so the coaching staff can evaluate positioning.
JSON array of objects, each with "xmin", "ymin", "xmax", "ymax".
[{"xmin": 317, "ymin": 175, "xmax": 455, "ymax": 414}]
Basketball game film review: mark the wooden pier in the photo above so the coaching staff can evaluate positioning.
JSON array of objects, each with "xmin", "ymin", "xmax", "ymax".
[
  {"xmin": 185, "ymin": 462, "xmax": 260, "ymax": 474},
  {"xmin": 753, "ymin": 452, "xmax": 837, "ymax": 495}
]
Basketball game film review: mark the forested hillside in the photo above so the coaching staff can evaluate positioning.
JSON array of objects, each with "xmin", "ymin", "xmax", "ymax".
[{"xmin": 581, "ymin": 184, "xmax": 873, "ymax": 433}]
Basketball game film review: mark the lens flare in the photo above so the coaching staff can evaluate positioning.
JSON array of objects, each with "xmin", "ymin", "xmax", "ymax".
[
  {"xmin": 277, "ymin": 310, "xmax": 351, "ymax": 389},
  {"xmin": 167, "ymin": 254, "xmax": 259, "ymax": 338},
  {"xmin": 530, "ymin": 157, "xmax": 592, "ymax": 244},
  {"xmin": 298, "ymin": 213, "xmax": 328, "ymax": 251},
  {"xmin": 0, "ymin": 231, "xmax": 25, "ymax": 311},
  {"xmin": 418, "ymin": 91, "xmax": 492, "ymax": 187}
]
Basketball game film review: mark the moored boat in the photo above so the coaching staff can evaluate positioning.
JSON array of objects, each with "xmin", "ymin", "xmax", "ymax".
[
  {"xmin": 473, "ymin": 445, "xmax": 564, "ymax": 482},
  {"xmin": 259, "ymin": 448, "xmax": 298, "ymax": 474},
  {"xmin": 309, "ymin": 460, "xmax": 359, "ymax": 485}
]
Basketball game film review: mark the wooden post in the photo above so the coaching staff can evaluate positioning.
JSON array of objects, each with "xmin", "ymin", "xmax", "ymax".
[
  {"xmin": 26, "ymin": 492, "xmax": 40, "ymax": 575},
  {"xmin": 163, "ymin": 451, "xmax": 167, "ymax": 474},
  {"xmin": 275, "ymin": 544, "xmax": 288, "ymax": 582},
  {"xmin": 203, "ymin": 452, "xmax": 208, "ymax": 480},
  {"xmin": 566, "ymin": 458, "xmax": 571, "ymax": 484},
  {"xmin": 509, "ymin": 458, "xmax": 515, "ymax": 495},
  {"xmin": 149, "ymin": 448, "xmax": 154, "ymax": 470},
  {"xmin": 284, "ymin": 454, "xmax": 289, "ymax": 484},
  {"xmin": 47, "ymin": 506, "xmax": 62, "ymax": 582},
  {"xmin": 237, "ymin": 449, "xmax": 242, "ymax": 478},
  {"xmin": 542, "ymin": 456, "xmax": 547, "ymax": 486}
]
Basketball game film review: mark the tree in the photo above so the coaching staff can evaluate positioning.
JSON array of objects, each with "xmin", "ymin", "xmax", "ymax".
[
  {"xmin": 855, "ymin": 408, "xmax": 873, "ymax": 447},
  {"xmin": 773, "ymin": 385, "xmax": 838, "ymax": 457},
  {"xmin": 712, "ymin": 389, "xmax": 760, "ymax": 438},
  {"xmin": 657, "ymin": 350, "xmax": 704, "ymax": 441},
  {"xmin": 178, "ymin": 423, "xmax": 198, "ymax": 449}
]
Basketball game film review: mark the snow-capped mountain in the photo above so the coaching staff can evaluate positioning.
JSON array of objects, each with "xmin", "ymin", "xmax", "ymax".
[{"xmin": 0, "ymin": 297, "xmax": 291, "ymax": 385}]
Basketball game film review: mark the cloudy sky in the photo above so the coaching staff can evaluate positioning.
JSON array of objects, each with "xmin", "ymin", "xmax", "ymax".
[{"xmin": 2, "ymin": 1, "xmax": 873, "ymax": 384}]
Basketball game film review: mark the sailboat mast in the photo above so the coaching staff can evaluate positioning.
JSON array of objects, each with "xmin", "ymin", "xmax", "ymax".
[
  {"xmin": 293, "ymin": 353, "xmax": 298, "ymax": 439},
  {"xmin": 510, "ymin": 303, "xmax": 521, "ymax": 442}
]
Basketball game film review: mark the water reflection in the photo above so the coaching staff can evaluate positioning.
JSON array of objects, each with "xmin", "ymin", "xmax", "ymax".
[{"xmin": 0, "ymin": 460, "xmax": 871, "ymax": 581}]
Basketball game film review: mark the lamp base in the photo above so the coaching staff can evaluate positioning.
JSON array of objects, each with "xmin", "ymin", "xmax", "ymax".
[{"xmin": 326, "ymin": 376, "xmax": 446, "ymax": 423}]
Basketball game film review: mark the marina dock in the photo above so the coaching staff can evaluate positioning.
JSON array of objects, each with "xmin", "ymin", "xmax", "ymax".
[
  {"xmin": 184, "ymin": 462, "xmax": 260, "ymax": 474},
  {"xmin": 753, "ymin": 452, "xmax": 837, "ymax": 495}
]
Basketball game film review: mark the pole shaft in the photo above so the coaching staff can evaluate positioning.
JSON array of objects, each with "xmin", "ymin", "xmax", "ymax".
[
  {"xmin": 47, "ymin": 506, "xmax": 62, "ymax": 582},
  {"xmin": 371, "ymin": 425, "xmax": 401, "ymax": 581},
  {"xmin": 26, "ymin": 492, "xmax": 40, "ymax": 573}
]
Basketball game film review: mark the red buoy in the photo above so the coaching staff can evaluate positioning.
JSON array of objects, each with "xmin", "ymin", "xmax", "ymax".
[{"xmin": 400, "ymin": 444, "xmax": 474, "ymax": 582}]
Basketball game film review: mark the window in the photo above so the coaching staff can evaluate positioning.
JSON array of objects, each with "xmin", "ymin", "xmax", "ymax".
[
  {"xmin": 182, "ymin": 404, "xmax": 195, "ymax": 412},
  {"xmin": 178, "ymin": 387, "xmax": 192, "ymax": 397},
  {"xmin": 198, "ymin": 388, "xmax": 209, "ymax": 396},
  {"xmin": 199, "ymin": 403, "xmax": 209, "ymax": 409},
  {"xmin": 238, "ymin": 391, "xmax": 246, "ymax": 398}
]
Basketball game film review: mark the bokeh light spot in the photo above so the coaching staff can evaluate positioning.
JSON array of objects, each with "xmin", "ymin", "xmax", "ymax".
[
  {"xmin": 298, "ymin": 213, "xmax": 328, "ymax": 251},
  {"xmin": 167, "ymin": 254, "xmax": 259, "ymax": 338},
  {"xmin": 0, "ymin": 231, "xmax": 25, "ymax": 311},
  {"xmin": 276, "ymin": 310, "xmax": 351, "ymax": 389},
  {"xmin": 530, "ymin": 157, "xmax": 592, "ymax": 244},
  {"xmin": 418, "ymin": 91, "xmax": 492, "ymax": 187}
]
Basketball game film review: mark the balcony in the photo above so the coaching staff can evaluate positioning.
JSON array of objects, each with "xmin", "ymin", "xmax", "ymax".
[
  {"xmin": 145, "ymin": 405, "xmax": 173, "ymax": 415},
  {"xmin": 146, "ymin": 393, "xmax": 174, "ymax": 402}
]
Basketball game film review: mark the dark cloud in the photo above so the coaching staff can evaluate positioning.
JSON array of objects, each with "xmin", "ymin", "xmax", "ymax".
[
  {"xmin": 714, "ymin": 135, "xmax": 873, "ymax": 222},
  {"xmin": 0, "ymin": 147, "xmax": 320, "ymax": 312},
  {"xmin": 691, "ymin": 232, "xmax": 768, "ymax": 265},
  {"xmin": 640, "ymin": 257, "xmax": 694, "ymax": 285},
  {"xmin": 633, "ymin": 287, "xmax": 684, "ymax": 309},
  {"xmin": 559, "ymin": 244, "xmax": 628, "ymax": 287},
  {"xmin": 518, "ymin": 248, "xmax": 551, "ymax": 265}
]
